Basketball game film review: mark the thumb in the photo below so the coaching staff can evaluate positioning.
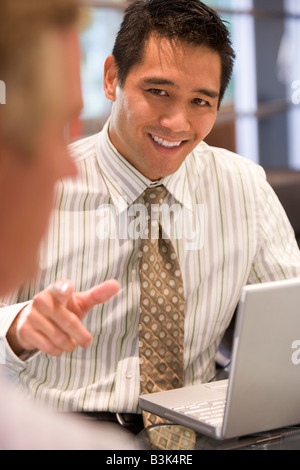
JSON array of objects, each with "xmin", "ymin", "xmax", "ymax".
[
  {"xmin": 48, "ymin": 279, "xmax": 75, "ymax": 307},
  {"xmin": 75, "ymin": 279, "xmax": 120, "ymax": 314}
]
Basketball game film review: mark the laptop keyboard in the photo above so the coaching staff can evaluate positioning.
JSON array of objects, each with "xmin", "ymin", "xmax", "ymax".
[{"xmin": 172, "ymin": 399, "xmax": 226, "ymax": 426}]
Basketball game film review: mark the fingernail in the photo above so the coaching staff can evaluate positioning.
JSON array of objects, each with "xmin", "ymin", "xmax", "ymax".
[{"xmin": 51, "ymin": 281, "xmax": 69, "ymax": 296}]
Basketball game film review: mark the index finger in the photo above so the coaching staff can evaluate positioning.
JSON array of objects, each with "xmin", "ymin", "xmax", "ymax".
[{"xmin": 75, "ymin": 279, "xmax": 120, "ymax": 315}]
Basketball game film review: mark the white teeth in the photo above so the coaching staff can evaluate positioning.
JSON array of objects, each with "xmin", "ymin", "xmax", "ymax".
[{"xmin": 151, "ymin": 134, "xmax": 182, "ymax": 148}]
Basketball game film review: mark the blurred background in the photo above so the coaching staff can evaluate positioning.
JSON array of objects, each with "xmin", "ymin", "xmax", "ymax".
[{"xmin": 73, "ymin": 0, "xmax": 300, "ymax": 172}]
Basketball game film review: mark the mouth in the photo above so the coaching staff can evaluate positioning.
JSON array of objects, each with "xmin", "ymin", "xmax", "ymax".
[
  {"xmin": 149, "ymin": 134, "xmax": 187, "ymax": 152},
  {"xmin": 151, "ymin": 134, "xmax": 183, "ymax": 148}
]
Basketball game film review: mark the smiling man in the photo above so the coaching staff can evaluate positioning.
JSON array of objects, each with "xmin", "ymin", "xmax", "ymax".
[
  {"xmin": 105, "ymin": 36, "xmax": 221, "ymax": 180},
  {"xmin": 1, "ymin": 0, "xmax": 300, "ymax": 439}
]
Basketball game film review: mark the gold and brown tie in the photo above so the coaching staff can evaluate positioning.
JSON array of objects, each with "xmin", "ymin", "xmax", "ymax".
[{"xmin": 138, "ymin": 185, "xmax": 195, "ymax": 450}]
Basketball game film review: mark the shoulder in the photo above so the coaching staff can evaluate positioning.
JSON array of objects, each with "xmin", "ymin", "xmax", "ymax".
[
  {"xmin": 191, "ymin": 141, "xmax": 266, "ymax": 183},
  {"xmin": 68, "ymin": 133, "xmax": 99, "ymax": 163},
  {"xmin": 54, "ymin": 133, "xmax": 103, "ymax": 202}
]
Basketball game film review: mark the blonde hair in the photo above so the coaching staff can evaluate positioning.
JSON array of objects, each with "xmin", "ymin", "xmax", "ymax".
[{"xmin": 0, "ymin": 0, "xmax": 80, "ymax": 159}]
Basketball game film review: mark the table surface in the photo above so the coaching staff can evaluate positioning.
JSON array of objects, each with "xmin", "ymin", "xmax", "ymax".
[{"xmin": 135, "ymin": 423, "xmax": 300, "ymax": 450}]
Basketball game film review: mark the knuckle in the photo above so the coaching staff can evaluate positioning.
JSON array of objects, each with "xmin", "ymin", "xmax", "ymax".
[
  {"xmin": 44, "ymin": 346, "xmax": 63, "ymax": 357},
  {"xmin": 40, "ymin": 338, "xmax": 63, "ymax": 356},
  {"xmin": 32, "ymin": 295, "xmax": 49, "ymax": 313},
  {"xmin": 64, "ymin": 312, "xmax": 79, "ymax": 330},
  {"xmin": 32, "ymin": 290, "xmax": 55, "ymax": 313},
  {"xmin": 54, "ymin": 332, "xmax": 76, "ymax": 352},
  {"xmin": 54, "ymin": 332, "xmax": 67, "ymax": 347},
  {"xmin": 17, "ymin": 321, "xmax": 31, "ymax": 340}
]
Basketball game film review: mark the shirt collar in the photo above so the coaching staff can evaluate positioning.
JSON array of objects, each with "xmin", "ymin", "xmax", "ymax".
[{"xmin": 96, "ymin": 120, "xmax": 193, "ymax": 215}]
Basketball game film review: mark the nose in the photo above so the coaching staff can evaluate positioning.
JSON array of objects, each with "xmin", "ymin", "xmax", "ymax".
[{"xmin": 159, "ymin": 103, "xmax": 191, "ymax": 134}]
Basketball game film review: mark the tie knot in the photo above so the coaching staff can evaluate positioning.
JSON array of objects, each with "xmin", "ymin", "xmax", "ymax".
[{"xmin": 143, "ymin": 185, "xmax": 168, "ymax": 207}]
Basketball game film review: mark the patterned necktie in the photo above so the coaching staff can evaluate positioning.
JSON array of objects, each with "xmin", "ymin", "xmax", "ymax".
[
  {"xmin": 139, "ymin": 185, "xmax": 185, "ymax": 415},
  {"xmin": 138, "ymin": 186, "xmax": 196, "ymax": 449}
]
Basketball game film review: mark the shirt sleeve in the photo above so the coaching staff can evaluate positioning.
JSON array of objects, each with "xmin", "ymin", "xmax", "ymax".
[
  {"xmin": 0, "ymin": 301, "xmax": 34, "ymax": 367},
  {"xmin": 248, "ymin": 169, "xmax": 300, "ymax": 284}
]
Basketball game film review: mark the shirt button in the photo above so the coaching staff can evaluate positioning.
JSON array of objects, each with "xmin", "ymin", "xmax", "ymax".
[{"xmin": 126, "ymin": 371, "xmax": 132, "ymax": 379}]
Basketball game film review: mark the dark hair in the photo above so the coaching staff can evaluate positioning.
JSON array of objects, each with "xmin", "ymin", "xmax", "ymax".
[{"xmin": 112, "ymin": 0, "xmax": 235, "ymax": 105}]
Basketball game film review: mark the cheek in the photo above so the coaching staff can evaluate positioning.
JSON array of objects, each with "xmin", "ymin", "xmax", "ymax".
[
  {"xmin": 195, "ymin": 113, "xmax": 218, "ymax": 141},
  {"xmin": 24, "ymin": 146, "xmax": 63, "ymax": 230},
  {"xmin": 123, "ymin": 93, "xmax": 154, "ymax": 128},
  {"xmin": 40, "ymin": 124, "xmax": 77, "ymax": 181},
  {"xmin": 26, "ymin": 165, "xmax": 55, "ymax": 230}
]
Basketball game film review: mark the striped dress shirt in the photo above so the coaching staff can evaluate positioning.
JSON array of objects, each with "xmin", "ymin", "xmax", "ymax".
[{"xmin": 1, "ymin": 120, "xmax": 300, "ymax": 413}]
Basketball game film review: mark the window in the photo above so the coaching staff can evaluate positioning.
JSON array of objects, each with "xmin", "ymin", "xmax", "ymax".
[
  {"xmin": 285, "ymin": 0, "xmax": 300, "ymax": 168},
  {"xmin": 78, "ymin": 2, "xmax": 125, "ymax": 138}
]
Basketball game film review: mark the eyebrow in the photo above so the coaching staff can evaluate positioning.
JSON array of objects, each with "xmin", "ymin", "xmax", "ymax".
[{"xmin": 141, "ymin": 77, "xmax": 220, "ymax": 100}]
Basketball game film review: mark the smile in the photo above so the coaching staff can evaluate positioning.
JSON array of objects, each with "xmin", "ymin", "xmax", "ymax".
[{"xmin": 150, "ymin": 134, "xmax": 183, "ymax": 149}]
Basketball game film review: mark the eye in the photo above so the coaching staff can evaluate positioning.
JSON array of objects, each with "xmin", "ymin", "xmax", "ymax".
[
  {"xmin": 148, "ymin": 88, "xmax": 169, "ymax": 97},
  {"xmin": 192, "ymin": 98, "xmax": 210, "ymax": 107}
]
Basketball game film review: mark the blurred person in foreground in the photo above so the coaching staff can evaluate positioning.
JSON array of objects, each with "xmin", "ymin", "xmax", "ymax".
[
  {"xmin": 0, "ymin": 0, "xmax": 136, "ymax": 450},
  {"xmin": 1, "ymin": 0, "xmax": 300, "ymax": 441}
]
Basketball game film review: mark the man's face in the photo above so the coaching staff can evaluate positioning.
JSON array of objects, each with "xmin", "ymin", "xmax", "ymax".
[
  {"xmin": 104, "ymin": 35, "xmax": 221, "ymax": 181},
  {"xmin": 0, "ymin": 28, "xmax": 82, "ymax": 294}
]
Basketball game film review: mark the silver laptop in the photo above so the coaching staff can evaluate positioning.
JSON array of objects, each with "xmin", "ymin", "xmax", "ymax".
[{"xmin": 139, "ymin": 278, "xmax": 300, "ymax": 440}]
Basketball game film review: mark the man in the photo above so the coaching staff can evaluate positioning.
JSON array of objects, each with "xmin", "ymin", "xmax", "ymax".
[
  {"xmin": 0, "ymin": 0, "xmax": 136, "ymax": 449},
  {"xmin": 1, "ymin": 0, "xmax": 300, "ymax": 437}
]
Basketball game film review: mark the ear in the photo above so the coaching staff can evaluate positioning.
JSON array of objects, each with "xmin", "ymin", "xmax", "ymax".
[{"xmin": 103, "ymin": 55, "xmax": 118, "ymax": 102}]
